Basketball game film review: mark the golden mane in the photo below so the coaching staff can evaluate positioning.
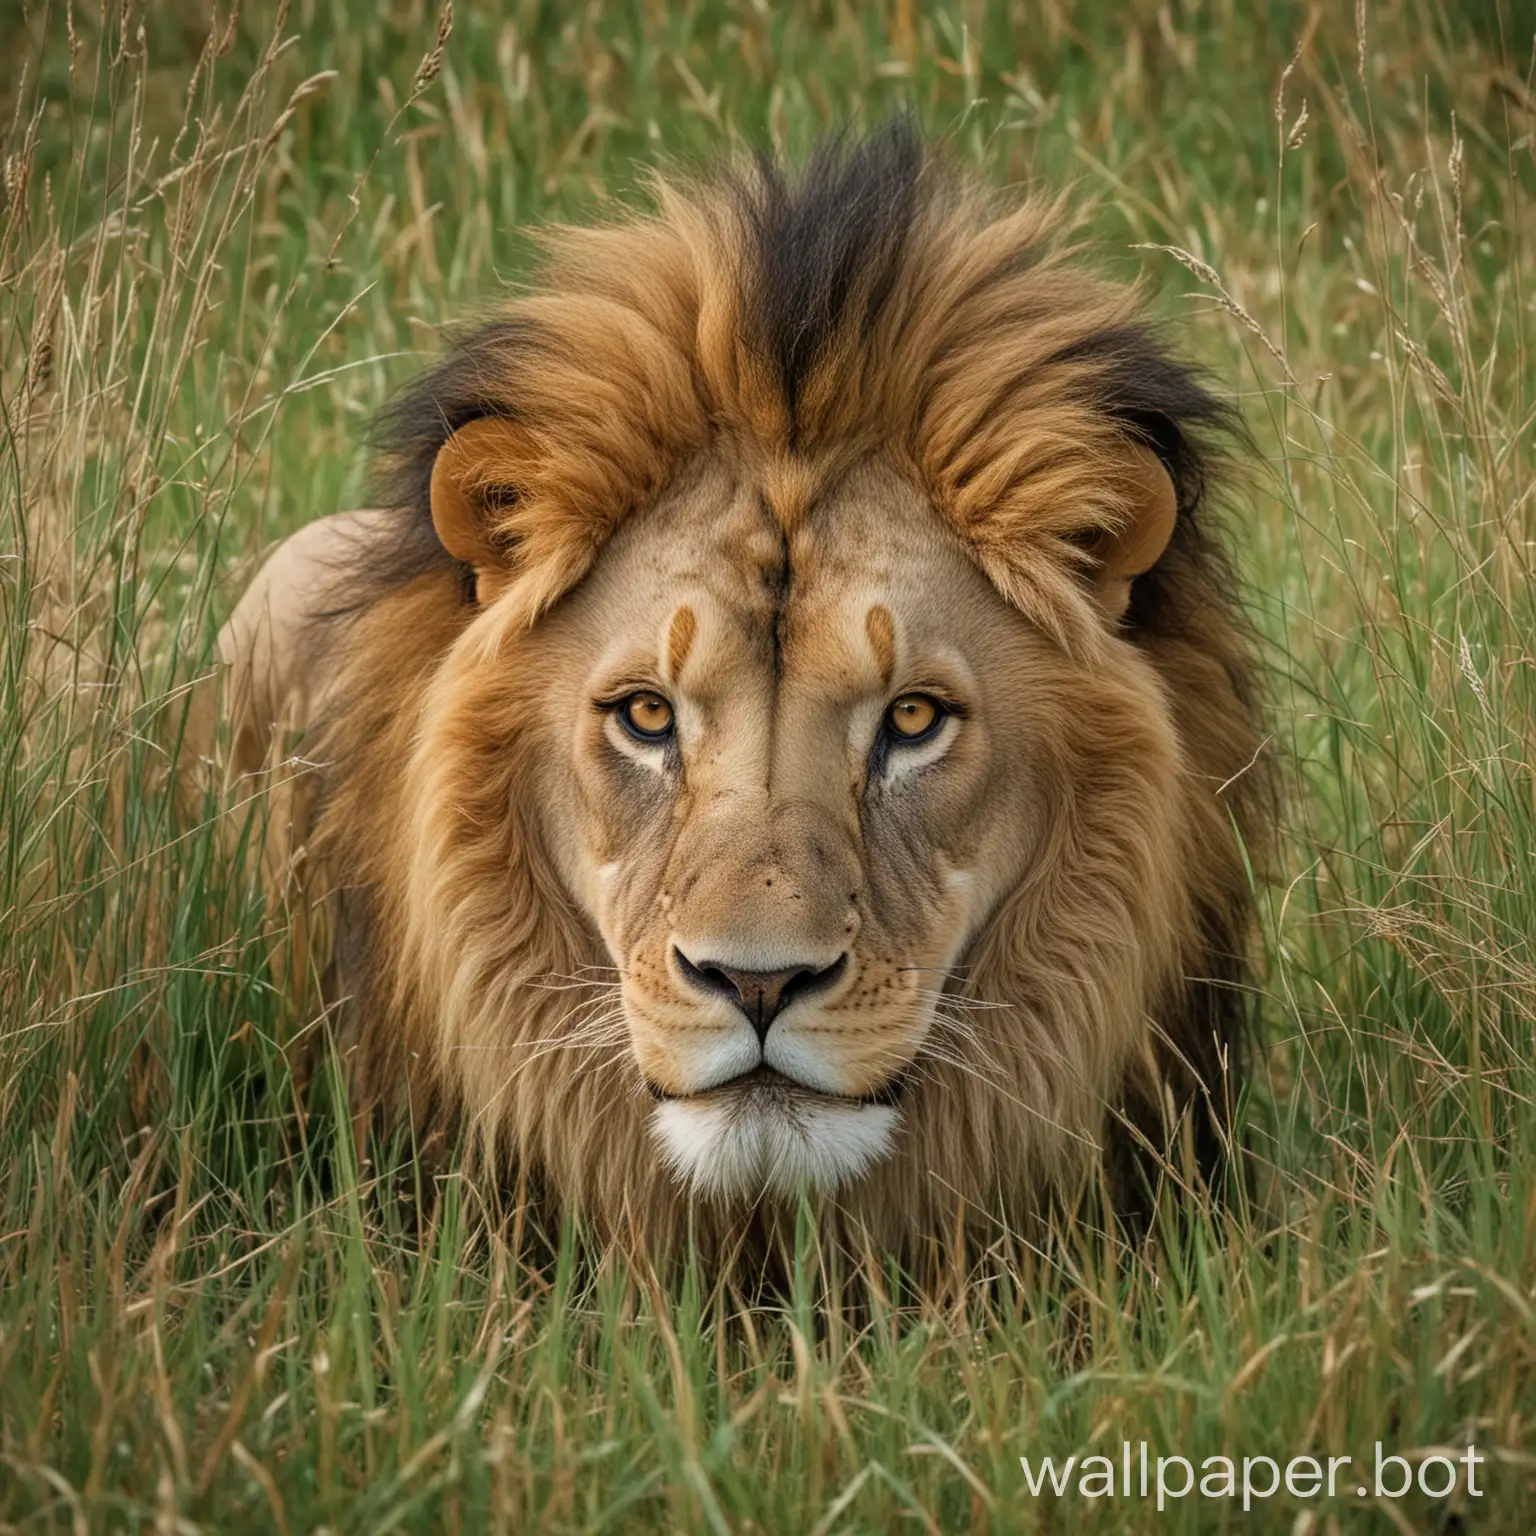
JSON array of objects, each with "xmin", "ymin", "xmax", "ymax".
[
  {"xmin": 371, "ymin": 126, "xmax": 1244, "ymax": 647},
  {"xmin": 293, "ymin": 122, "xmax": 1271, "ymax": 1263}
]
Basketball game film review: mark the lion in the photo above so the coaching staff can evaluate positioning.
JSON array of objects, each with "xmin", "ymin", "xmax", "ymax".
[{"xmin": 218, "ymin": 123, "xmax": 1270, "ymax": 1264}]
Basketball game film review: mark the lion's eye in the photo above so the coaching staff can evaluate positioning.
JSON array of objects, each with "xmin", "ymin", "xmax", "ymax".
[
  {"xmin": 618, "ymin": 691, "xmax": 675, "ymax": 742},
  {"xmin": 885, "ymin": 693, "xmax": 944, "ymax": 743}
]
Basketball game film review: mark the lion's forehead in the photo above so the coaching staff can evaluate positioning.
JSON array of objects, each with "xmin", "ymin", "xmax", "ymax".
[{"xmin": 589, "ymin": 454, "xmax": 996, "ymax": 699}]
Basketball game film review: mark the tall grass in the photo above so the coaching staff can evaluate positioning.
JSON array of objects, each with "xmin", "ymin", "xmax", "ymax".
[{"xmin": 2, "ymin": 1, "xmax": 1533, "ymax": 1530}]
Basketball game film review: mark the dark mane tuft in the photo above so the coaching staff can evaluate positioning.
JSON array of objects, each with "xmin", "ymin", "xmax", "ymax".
[
  {"xmin": 354, "ymin": 318, "xmax": 544, "ymax": 602},
  {"xmin": 734, "ymin": 118, "xmax": 925, "ymax": 427}
]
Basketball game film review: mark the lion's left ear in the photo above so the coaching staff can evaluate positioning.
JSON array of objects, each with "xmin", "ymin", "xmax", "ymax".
[
  {"xmin": 1091, "ymin": 444, "xmax": 1178, "ymax": 622},
  {"xmin": 429, "ymin": 416, "xmax": 533, "ymax": 601}
]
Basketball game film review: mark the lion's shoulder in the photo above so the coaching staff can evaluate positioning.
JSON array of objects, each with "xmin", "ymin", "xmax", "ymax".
[{"xmin": 219, "ymin": 510, "xmax": 390, "ymax": 768}]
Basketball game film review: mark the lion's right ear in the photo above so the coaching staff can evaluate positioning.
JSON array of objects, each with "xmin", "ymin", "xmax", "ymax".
[{"xmin": 429, "ymin": 417, "xmax": 532, "ymax": 598}]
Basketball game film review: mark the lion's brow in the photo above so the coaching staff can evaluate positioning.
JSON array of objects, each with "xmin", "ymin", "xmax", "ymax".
[
  {"xmin": 864, "ymin": 604, "xmax": 895, "ymax": 689},
  {"xmin": 665, "ymin": 605, "xmax": 698, "ymax": 682}
]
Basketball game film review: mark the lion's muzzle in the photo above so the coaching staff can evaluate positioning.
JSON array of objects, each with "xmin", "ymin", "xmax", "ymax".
[{"xmin": 641, "ymin": 941, "xmax": 911, "ymax": 1200}]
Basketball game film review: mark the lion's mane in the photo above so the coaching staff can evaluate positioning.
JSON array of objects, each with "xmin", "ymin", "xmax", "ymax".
[{"xmin": 303, "ymin": 123, "xmax": 1271, "ymax": 1262}]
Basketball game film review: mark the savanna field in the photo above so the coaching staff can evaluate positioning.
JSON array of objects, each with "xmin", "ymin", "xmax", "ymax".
[{"xmin": 2, "ymin": 0, "xmax": 1535, "ymax": 1530}]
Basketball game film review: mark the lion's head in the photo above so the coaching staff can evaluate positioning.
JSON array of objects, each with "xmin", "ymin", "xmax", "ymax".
[{"xmin": 308, "ymin": 124, "xmax": 1269, "ymax": 1257}]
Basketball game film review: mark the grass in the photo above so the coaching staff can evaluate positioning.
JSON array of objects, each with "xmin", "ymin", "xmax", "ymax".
[{"xmin": 2, "ymin": 0, "xmax": 1534, "ymax": 1529}]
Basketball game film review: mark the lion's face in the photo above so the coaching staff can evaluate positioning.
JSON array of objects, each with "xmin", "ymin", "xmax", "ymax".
[{"xmin": 520, "ymin": 454, "xmax": 1055, "ymax": 1198}]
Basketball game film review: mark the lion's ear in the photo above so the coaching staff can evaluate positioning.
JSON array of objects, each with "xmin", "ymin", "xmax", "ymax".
[
  {"xmin": 429, "ymin": 417, "xmax": 531, "ymax": 596},
  {"xmin": 1092, "ymin": 444, "xmax": 1178, "ymax": 622}
]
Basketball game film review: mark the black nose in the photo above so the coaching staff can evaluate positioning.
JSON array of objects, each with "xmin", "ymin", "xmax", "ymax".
[{"xmin": 673, "ymin": 949, "xmax": 847, "ymax": 1042}]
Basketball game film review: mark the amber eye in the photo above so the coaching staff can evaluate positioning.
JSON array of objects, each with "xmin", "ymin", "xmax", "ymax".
[
  {"xmin": 618, "ymin": 690, "xmax": 675, "ymax": 742},
  {"xmin": 885, "ymin": 693, "xmax": 944, "ymax": 743}
]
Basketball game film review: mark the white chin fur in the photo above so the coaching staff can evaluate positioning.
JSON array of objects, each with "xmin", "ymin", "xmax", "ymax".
[{"xmin": 652, "ymin": 1089, "xmax": 899, "ymax": 1201}]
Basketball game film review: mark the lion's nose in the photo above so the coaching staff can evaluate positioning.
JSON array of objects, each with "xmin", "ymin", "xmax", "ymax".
[{"xmin": 673, "ymin": 948, "xmax": 847, "ymax": 1042}]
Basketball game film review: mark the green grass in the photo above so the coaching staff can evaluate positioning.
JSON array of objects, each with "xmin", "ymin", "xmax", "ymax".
[{"xmin": 3, "ymin": 0, "xmax": 1535, "ymax": 1530}]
